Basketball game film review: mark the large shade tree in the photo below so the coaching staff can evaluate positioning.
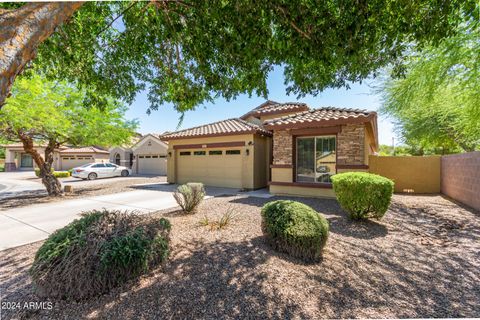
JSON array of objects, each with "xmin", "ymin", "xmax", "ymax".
[
  {"xmin": 0, "ymin": 1, "xmax": 477, "ymax": 110},
  {"xmin": 380, "ymin": 24, "xmax": 480, "ymax": 153},
  {"xmin": 0, "ymin": 75, "xmax": 138, "ymax": 196}
]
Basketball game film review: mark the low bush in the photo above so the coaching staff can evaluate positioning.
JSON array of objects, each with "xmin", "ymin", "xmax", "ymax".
[
  {"xmin": 34, "ymin": 168, "xmax": 69, "ymax": 177},
  {"xmin": 261, "ymin": 200, "xmax": 329, "ymax": 262},
  {"xmin": 53, "ymin": 171, "xmax": 70, "ymax": 178},
  {"xmin": 173, "ymin": 182, "xmax": 205, "ymax": 213},
  {"xmin": 30, "ymin": 210, "xmax": 171, "ymax": 300},
  {"xmin": 331, "ymin": 172, "xmax": 394, "ymax": 220}
]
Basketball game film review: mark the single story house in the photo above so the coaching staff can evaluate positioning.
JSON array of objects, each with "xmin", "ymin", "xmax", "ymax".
[
  {"xmin": 110, "ymin": 133, "xmax": 169, "ymax": 175},
  {"xmin": 130, "ymin": 134, "xmax": 168, "ymax": 175},
  {"xmin": 108, "ymin": 133, "xmax": 143, "ymax": 169},
  {"xmin": 162, "ymin": 101, "xmax": 378, "ymax": 197},
  {"xmin": 2, "ymin": 145, "xmax": 110, "ymax": 172},
  {"xmin": 161, "ymin": 101, "xmax": 378, "ymax": 197}
]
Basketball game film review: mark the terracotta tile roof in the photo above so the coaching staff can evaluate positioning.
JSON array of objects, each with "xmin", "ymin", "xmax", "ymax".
[
  {"xmin": 264, "ymin": 107, "xmax": 376, "ymax": 129},
  {"xmin": 241, "ymin": 101, "xmax": 309, "ymax": 119},
  {"xmin": 60, "ymin": 146, "xmax": 109, "ymax": 154},
  {"xmin": 161, "ymin": 118, "xmax": 272, "ymax": 140}
]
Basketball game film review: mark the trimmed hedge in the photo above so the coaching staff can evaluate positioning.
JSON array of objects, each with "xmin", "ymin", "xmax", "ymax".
[
  {"xmin": 35, "ymin": 168, "xmax": 70, "ymax": 178},
  {"xmin": 331, "ymin": 172, "xmax": 394, "ymax": 220},
  {"xmin": 261, "ymin": 200, "xmax": 329, "ymax": 262},
  {"xmin": 30, "ymin": 210, "xmax": 171, "ymax": 300}
]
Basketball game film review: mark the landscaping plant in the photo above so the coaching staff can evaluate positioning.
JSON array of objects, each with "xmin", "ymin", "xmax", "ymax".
[
  {"xmin": 261, "ymin": 200, "xmax": 329, "ymax": 262},
  {"xmin": 30, "ymin": 209, "xmax": 171, "ymax": 300},
  {"xmin": 331, "ymin": 172, "xmax": 394, "ymax": 220},
  {"xmin": 34, "ymin": 168, "xmax": 70, "ymax": 178},
  {"xmin": 200, "ymin": 203, "xmax": 238, "ymax": 231},
  {"xmin": 173, "ymin": 183, "xmax": 206, "ymax": 214}
]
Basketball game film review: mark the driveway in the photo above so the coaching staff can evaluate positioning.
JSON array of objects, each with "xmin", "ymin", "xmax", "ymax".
[
  {"xmin": 0, "ymin": 183, "xmax": 243, "ymax": 251},
  {"xmin": 0, "ymin": 171, "xmax": 166, "ymax": 200},
  {"xmin": 0, "ymin": 172, "xmax": 45, "ymax": 199}
]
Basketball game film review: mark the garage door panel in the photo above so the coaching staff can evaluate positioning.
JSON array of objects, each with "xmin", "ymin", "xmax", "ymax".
[
  {"xmin": 177, "ymin": 150, "xmax": 242, "ymax": 188},
  {"xmin": 138, "ymin": 155, "xmax": 167, "ymax": 175},
  {"xmin": 61, "ymin": 157, "xmax": 94, "ymax": 170}
]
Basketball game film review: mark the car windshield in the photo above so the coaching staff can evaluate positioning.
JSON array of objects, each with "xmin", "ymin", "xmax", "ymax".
[{"xmin": 80, "ymin": 163, "xmax": 94, "ymax": 168}]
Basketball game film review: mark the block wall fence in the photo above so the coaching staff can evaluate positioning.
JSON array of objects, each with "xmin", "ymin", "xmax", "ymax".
[
  {"xmin": 368, "ymin": 152, "xmax": 480, "ymax": 212},
  {"xmin": 441, "ymin": 152, "xmax": 480, "ymax": 212}
]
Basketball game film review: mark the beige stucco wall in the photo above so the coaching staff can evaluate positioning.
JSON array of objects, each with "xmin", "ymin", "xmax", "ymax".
[
  {"xmin": 133, "ymin": 136, "xmax": 168, "ymax": 155},
  {"xmin": 166, "ymin": 134, "xmax": 268, "ymax": 189},
  {"xmin": 4, "ymin": 147, "xmax": 61, "ymax": 171},
  {"xmin": 271, "ymin": 167, "xmax": 292, "ymax": 183},
  {"xmin": 369, "ymin": 155, "xmax": 441, "ymax": 193},
  {"xmin": 109, "ymin": 147, "xmax": 133, "ymax": 167}
]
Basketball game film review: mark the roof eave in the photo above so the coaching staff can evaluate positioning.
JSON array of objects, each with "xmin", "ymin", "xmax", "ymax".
[
  {"xmin": 264, "ymin": 114, "xmax": 376, "ymax": 130},
  {"xmin": 161, "ymin": 129, "xmax": 272, "ymax": 141}
]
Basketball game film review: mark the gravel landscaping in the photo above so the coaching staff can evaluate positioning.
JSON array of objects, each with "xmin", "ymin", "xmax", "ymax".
[
  {"xmin": 0, "ymin": 177, "xmax": 167, "ymax": 210},
  {"xmin": 1, "ymin": 194, "xmax": 479, "ymax": 319}
]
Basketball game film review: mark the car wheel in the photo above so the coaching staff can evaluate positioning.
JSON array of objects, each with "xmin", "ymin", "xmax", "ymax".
[
  {"xmin": 121, "ymin": 170, "xmax": 129, "ymax": 177},
  {"xmin": 88, "ymin": 172, "xmax": 97, "ymax": 180}
]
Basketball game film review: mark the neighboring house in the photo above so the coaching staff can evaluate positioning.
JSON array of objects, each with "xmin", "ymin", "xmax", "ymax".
[
  {"xmin": 109, "ymin": 133, "xmax": 168, "ymax": 175},
  {"xmin": 2, "ymin": 145, "xmax": 110, "ymax": 172},
  {"xmin": 161, "ymin": 101, "xmax": 378, "ymax": 197},
  {"xmin": 130, "ymin": 134, "xmax": 168, "ymax": 175},
  {"xmin": 109, "ymin": 133, "xmax": 143, "ymax": 169}
]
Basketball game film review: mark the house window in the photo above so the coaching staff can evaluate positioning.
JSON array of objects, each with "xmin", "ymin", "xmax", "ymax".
[
  {"xmin": 179, "ymin": 151, "xmax": 191, "ymax": 156},
  {"xmin": 20, "ymin": 153, "xmax": 33, "ymax": 168},
  {"xmin": 296, "ymin": 136, "xmax": 336, "ymax": 183},
  {"xmin": 194, "ymin": 151, "xmax": 206, "ymax": 156},
  {"xmin": 209, "ymin": 150, "xmax": 222, "ymax": 155},
  {"xmin": 226, "ymin": 150, "xmax": 241, "ymax": 155}
]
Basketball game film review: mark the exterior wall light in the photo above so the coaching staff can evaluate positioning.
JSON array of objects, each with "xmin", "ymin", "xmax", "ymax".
[{"xmin": 246, "ymin": 149, "xmax": 250, "ymax": 156}]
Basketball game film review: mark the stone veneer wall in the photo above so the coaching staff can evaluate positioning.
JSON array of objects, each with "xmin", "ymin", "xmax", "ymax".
[
  {"xmin": 272, "ymin": 130, "xmax": 292, "ymax": 165},
  {"xmin": 272, "ymin": 124, "xmax": 366, "ymax": 166},
  {"xmin": 336, "ymin": 124, "xmax": 365, "ymax": 165}
]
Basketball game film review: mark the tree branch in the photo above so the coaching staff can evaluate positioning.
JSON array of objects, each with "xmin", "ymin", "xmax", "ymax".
[{"xmin": 0, "ymin": 2, "xmax": 84, "ymax": 108}]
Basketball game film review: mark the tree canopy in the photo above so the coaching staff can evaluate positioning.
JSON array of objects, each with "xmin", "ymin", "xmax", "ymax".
[
  {"xmin": 2, "ymin": 0, "xmax": 475, "ymax": 113},
  {"xmin": 0, "ymin": 75, "xmax": 137, "ymax": 147},
  {"xmin": 379, "ymin": 24, "xmax": 480, "ymax": 153},
  {"xmin": 0, "ymin": 74, "xmax": 138, "ymax": 195}
]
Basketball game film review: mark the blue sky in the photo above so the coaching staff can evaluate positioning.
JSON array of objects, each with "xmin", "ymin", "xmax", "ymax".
[{"xmin": 125, "ymin": 66, "xmax": 397, "ymax": 146}]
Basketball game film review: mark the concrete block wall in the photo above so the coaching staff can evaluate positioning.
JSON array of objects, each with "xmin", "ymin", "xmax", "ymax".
[{"xmin": 441, "ymin": 152, "xmax": 480, "ymax": 211}]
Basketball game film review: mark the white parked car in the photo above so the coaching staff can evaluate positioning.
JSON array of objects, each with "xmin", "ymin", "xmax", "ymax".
[{"xmin": 71, "ymin": 163, "xmax": 132, "ymax": 180}]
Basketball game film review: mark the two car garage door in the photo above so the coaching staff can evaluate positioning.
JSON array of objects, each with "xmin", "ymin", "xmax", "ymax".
[
  {"xmin": 176, "ymin": 149, "xmax": 243, "ymax": 188},
  {"xmin": 61, "ymin": 156, "xmax": 94, "ymax": 170},
  {"xmin": 137, "ymin": 155, "xmax": 167, "ymax": 175}
]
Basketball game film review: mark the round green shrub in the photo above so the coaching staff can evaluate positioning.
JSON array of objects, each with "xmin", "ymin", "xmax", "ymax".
[
  {"xmin": 30, "ymin": 210, "xmax": 171, "ymax": 300},
  {"xmin": 261, "ymin": 200, "xmax": 329, "ymax": 262},
  {"xmin": 331, "ymin": 172, "xmax": 394, "ymax": 220}
]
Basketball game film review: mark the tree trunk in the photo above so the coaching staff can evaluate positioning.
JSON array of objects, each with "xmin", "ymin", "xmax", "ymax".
[
  {"xmin": 18, "ymin": 133, "xmax": 63, "ymax": 196},
  {"xmin": 0, "ymin": 2, "xmax": 84, "ymax": 107}
]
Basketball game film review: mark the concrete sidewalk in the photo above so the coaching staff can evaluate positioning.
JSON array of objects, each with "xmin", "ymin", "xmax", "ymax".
[{"xmin": 0, "ymin": 185, "xmax": 239, "ymax": 251}]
